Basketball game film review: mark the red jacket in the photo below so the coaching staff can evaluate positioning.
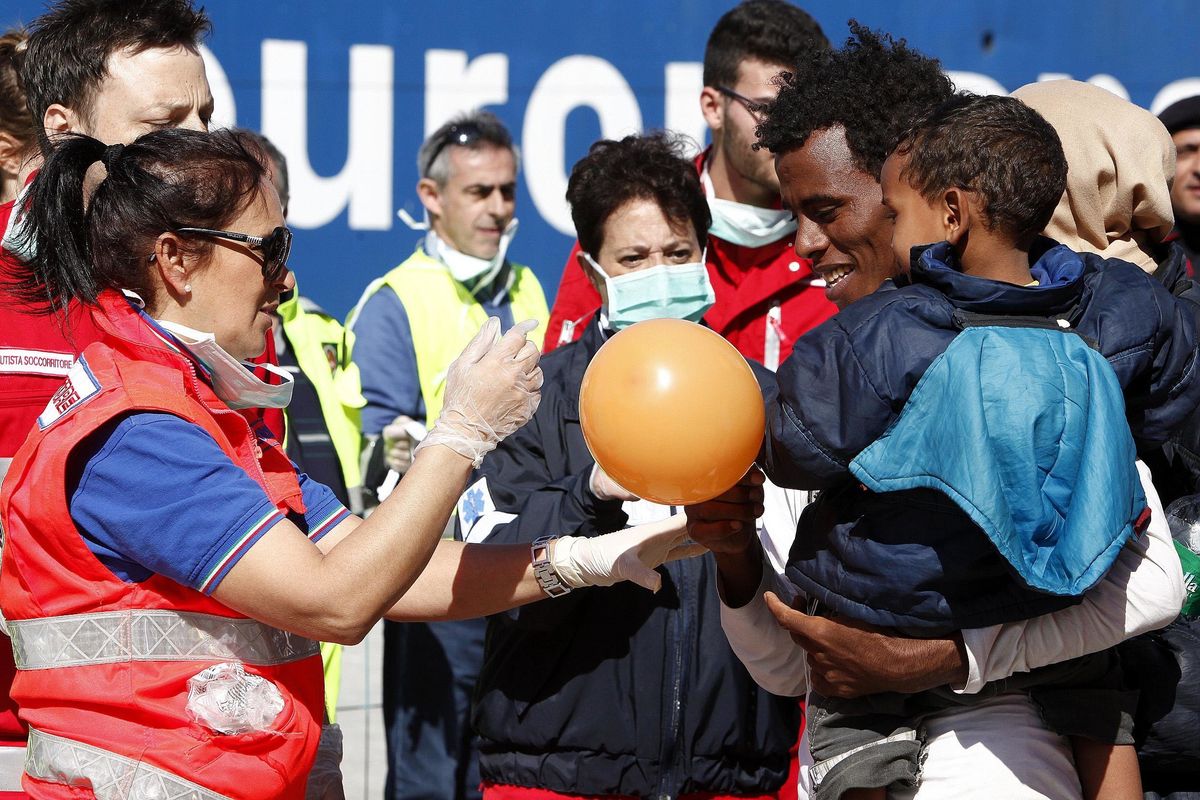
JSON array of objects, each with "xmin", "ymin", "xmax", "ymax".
[
  {"xmin": 543, "ymin": 152, "xmax": 836, "ymax": 368},
  {"xmin": 0, "ymin": 189, "xmax": 105, "ymax": 461},
  {"xmin": 0, "ymin": 290, "xmax": 324, "ymax": 799}
]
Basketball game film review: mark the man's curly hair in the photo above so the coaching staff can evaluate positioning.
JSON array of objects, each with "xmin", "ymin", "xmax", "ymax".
[{"xmin": 756, "ymin": 22, "xmax": 954, "ymax": 178}]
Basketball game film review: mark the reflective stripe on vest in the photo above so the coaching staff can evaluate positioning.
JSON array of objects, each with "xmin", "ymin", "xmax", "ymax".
[
  {"xmin": 8, "ymin": 610, "xmax": 319, "ymax": 670},
  {"xmin": 26, "ymin": 727, "xmax": 232, "ymax": 800}
]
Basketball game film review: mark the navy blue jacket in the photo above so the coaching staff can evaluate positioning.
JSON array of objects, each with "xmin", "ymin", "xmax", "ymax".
[
  {"xmin": 469, "ymin": 316, "xmax": 799, "ymax": 799},
  {"xmin": 770, "ymin": 240, "xmax": 1200, "ymax": 631}
]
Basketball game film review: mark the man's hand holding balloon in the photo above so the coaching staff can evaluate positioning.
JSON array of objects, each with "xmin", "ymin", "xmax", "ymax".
[{"xmin": 684, "ymin": 467, "xmax": 767, "ymax": 607}]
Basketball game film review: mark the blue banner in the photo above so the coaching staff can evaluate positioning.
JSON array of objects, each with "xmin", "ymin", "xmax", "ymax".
[{"xmin": 6, "ymin": 0, "xmax": 1199, "ymax": 318}]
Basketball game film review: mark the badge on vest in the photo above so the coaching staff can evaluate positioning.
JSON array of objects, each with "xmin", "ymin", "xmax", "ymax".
[
  {"xmin": 37, "ymin": 357, "xmax": 101, "ymax": 430},
  {"xmin": 457, "ymin": 476, "xmax": 495, "ymax": 533}
]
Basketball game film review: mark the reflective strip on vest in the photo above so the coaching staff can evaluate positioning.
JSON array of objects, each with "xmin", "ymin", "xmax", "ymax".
[
  {"xmin": 26, "ymin": 728, "xmax": 232, "ymax": 800},
  {"xmin": 8, "ymin": 610, "xmax": 319, "ymax": 670}
]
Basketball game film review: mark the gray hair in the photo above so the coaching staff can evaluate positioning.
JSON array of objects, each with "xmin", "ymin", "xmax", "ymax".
[{"xmin": 417, "ymin": 110, "xmax": 520, "ymax": 186}]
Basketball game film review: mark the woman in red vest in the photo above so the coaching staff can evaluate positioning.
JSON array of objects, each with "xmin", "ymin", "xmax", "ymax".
[{"xmin": 0, "ymin": 129, "xmax": 694, "ymax": 800}]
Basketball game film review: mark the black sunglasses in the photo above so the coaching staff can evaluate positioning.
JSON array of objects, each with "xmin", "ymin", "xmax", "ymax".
[
  {"xmin": 175, "ymin": 225, "xmax": 293, "ymax": 283},
  {"xmin": 717, "ymin": 86, "xmax": 769, "ymax": 124},
  {"xmin": 424, "ymin": 122, "xmax": 484, "ymax": 172}
]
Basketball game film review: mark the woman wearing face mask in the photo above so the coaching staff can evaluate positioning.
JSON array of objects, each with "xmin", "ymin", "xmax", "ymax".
[
  {"xmin": 461, "ymin": 132, "xmax": 800, "ymax": 800},
  {"xmin": 0, "ymin": 129, "xmax": 697, "ymax": 800}
]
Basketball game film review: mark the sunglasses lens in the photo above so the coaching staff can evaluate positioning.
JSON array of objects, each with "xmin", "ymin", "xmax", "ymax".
[{"xmin": 263, "ymin": 227, "xmax": 292, "ymax": 282}]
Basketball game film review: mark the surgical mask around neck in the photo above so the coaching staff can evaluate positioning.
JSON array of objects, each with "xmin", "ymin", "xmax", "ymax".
[
  {"xmin": 155, "ymin": 319, "xmax": 294, "ymax": 410},
  {"xmin": 701, "ymin": 163, "xmax": 795, "ymax": 248},
  {"xmin": 584, "ymin": 252, "xmax": 715, "ymax": 330},
  {"xmin": 424, "ymin": 219, "xmax": 519, "ymax": 290}
]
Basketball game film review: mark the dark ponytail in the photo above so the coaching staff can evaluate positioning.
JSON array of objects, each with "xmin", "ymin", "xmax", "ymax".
[{"xmin": 9, "ymin": 128, "xmax": 267, "ymax": 313}]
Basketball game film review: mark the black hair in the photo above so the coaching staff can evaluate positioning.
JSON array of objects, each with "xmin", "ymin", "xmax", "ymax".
[
  {"xmin": 418, "ymin": 109, "xmax": 518, "ymax": 185},
  {"xmin": 757, "ymin": 22, "xmax": 954, "ymax": 178},
  {"xmin": 703, "ymin": 0, "xmax": 828, "ymax": 88},
  {"xmin": 235, "ymin": 128, "xmax": 289, "ymax": 209},
  {"xmin": 894, "ymin": 93, "xmax": 1068, "ymax": 247},
  {"xmin": 0, "ymin": 28, "xmax": 36, "ymax": 160},
  {"xmin": 11, "ymin": 127, "xmax": 265, "ymax": 312},
  {"xmin": 566, "ymin": 132, "xmax": 710, "ymax": 257},
  {"xmin": 22, "ymin": 0, "xmax": 211, "ymax": 153}
]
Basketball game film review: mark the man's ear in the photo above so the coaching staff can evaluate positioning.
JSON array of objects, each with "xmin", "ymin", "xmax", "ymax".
[
  {"xmin": 943, "ymin": 187, "xmax": 972, "ymax": 247},
  {"xmin": 699, "ymin": 86, "xmax": 725, "ymax": 134},
  {"xmin": 42, "ymin": 104, "xmax": 77, "ymax": 139},
  {"xmin": 0, "ymin": 132, "xmax": 24, "ymax": 178},
  {"xmin": 416, "ymin": 177, "xmax": 443, "ymax": 219}
]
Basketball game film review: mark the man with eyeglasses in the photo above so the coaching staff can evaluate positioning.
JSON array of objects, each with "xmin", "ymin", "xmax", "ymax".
[
  {"xmin": 348, "ymin": 109, "xmax": 548, "ymax": 800},
  {"xmin": 543, "ymin": 0, "xmax": 835, "ymax": 371},
  {"xmin": 0, "ymin": 3, "xmax": 213, "ymax": 797}
]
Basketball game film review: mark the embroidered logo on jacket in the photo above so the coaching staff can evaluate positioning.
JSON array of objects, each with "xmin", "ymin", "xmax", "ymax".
[{"xmin": 37, "ymin": 357, "xmax": 101, "ymax": 429}]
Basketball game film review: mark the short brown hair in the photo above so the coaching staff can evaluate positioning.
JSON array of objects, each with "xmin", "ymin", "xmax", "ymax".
[{"xmin": 0, "ymin": 28, "xmax": 36, "ymax": 160}]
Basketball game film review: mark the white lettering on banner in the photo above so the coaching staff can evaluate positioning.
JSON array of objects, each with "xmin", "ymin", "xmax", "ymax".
[
  {"xmin": 199, "ymin": 45, "xmax": 237, "ymax": 129},
  {"xmin": 947, "ymin": 70, "xmax": 1008, "ymax": 96},
  {"xmin": 261, "ymin": 40, "xmax": 394, "ymax": 230},
  {"xmin": 0, "ymin": 349, "xmax": 74, "ymax": 377},
  {"xmin": 523, "ymin": 55, "xmax": 644, "ymax": 235},
  {"xmin": 198, "ymin": 38, "xmax": 1200, "ymax": 237},
  {"xmin": 1153, "ymin": 78, "xmax": 1200, "ymax": 115},
  {"xmin": 664, "ymin": 62, "xmax": 706, "ymax": 155},
  {"xmin": 424, "ymin": 50, "xmax": 509, "ymax": 137}
]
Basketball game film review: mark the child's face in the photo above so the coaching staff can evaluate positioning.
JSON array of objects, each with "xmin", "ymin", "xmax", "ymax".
[{"xmin": 881, "ymin": 152, "xmax": 954, "ymax": 272}]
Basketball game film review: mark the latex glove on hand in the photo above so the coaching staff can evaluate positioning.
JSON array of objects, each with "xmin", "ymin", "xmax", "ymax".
[
  {"xmin": 381, "ymin": 415, "xmax": 425, "ymax": 475},
  {"xmin": 552, "ymin": 516, "xmax": 706, "ymax": 593},
  {"xmin": 589, "ymin": 464, "xmax": 640, "ymax": 503},
  {"xmin": 415, "ymin": 317, "xmax": 543, "ymax": 466}
]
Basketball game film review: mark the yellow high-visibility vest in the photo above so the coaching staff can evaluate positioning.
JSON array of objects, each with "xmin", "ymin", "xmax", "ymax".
[{"xmin": 348, "ymin": 248, "xmax": 549, "ymax": 426}]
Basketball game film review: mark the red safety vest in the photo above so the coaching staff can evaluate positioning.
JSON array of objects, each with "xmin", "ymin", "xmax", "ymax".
[{"xmin": 0, "ymin": 290, "xmax": 324, "ymax": 799}]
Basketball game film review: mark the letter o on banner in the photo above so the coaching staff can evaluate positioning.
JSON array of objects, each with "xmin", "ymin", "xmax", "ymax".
[{"xmin": 523, "ymin": 56, "xmax": 643, "ymax": 235}]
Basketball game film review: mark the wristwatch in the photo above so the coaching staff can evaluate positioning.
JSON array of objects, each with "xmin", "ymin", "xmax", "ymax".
[{"xmin": 531, "ymin": 535, "xmax": 571, "ymax": 597}]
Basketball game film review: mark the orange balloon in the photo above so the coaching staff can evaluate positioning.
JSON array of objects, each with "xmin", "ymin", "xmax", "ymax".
[{"xmin": 579, "ymin": 318, "xmax": 765, "ymax": 505}]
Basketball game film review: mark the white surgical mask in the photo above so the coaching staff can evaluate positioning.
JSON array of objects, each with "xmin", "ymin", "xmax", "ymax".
[
  {"xmin": 424, "ymin": 219, "xmax": 519, "ymax": 290},
  {"xmin": 584, "ymin": 252, "xmax": 715, "ymax": 330},
  {"xmin": 701, "ymin": 165, "xmax": 795, "ymax": 248},
  {"xmin": 155, "ymin": 319, "xmax": 294, "ymax": 410}
]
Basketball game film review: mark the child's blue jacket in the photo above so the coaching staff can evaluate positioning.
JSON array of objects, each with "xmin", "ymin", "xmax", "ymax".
[{"xmin": 767, "ymin": 239, "xmax": 1200, "ymax": 631}]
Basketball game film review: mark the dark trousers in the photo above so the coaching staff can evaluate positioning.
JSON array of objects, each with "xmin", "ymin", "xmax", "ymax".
[{"xmin": 383, "ymin": 617, "xmax": 487, "ymax": 800}]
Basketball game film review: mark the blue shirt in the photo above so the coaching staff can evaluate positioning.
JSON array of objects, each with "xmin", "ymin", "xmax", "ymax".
[
  {"xmin": 69, "ymin": 412, "xmax": 351, "ymax": 594},
  {"xmin": 352, "ymin": 265, "xmax": 517, "ymax": 435}
]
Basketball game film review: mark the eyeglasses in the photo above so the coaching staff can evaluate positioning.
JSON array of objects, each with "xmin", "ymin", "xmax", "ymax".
[
  {"xmin": 717, "ymin": 86, "xmax": 769, "ymax": 124},
  {"xmin": 424, "ymin": 121, "xmax": 484, "ymax": 173},
  {"xmin": 175, "ymin": 225, "xmax": 293, "ymax": 283}
]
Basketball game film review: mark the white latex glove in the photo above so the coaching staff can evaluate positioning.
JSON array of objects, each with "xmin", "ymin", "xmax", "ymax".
[
  {"xmin": 415, "ymin": 317, "xmax": 543, "ymax": 466},
  {"xmin": 304, "ymin": 723, "xmax": 345, "ymax": 800},
  {"xmin": 381, "ymin": 415, "xmax": 424, "ymax": 474},
  {"xmin": 589, "ymin": 464, "xmax": 640, "ymax": 502},
  {"xmin": 551, "ymin": 515, "xmax": 706, "ymax": 593}
]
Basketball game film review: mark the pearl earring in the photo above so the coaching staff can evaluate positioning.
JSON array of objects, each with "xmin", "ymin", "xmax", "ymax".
[{"xmin": 184, "ymin": 284, "xmax": 192, "ymax": 293}]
